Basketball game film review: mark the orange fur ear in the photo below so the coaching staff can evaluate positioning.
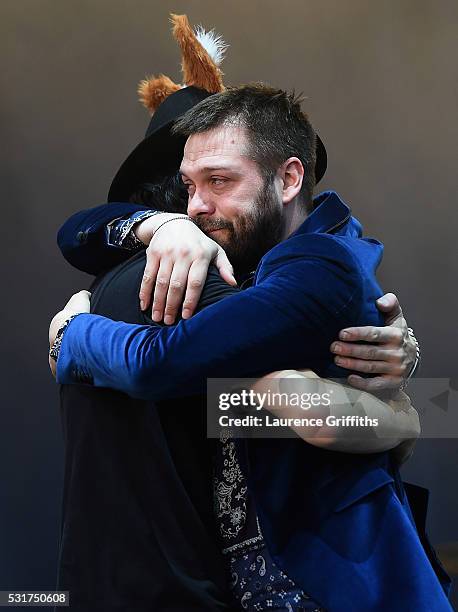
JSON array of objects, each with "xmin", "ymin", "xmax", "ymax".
[
  {"xmin": 170, "ymin": 14, "xmax": 225, "ymax": 93},
  {"xmin": 138, "ymin": 74, "xmax": 181, "ymax": 115}
]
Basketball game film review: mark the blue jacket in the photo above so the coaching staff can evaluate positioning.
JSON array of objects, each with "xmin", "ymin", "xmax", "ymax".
[{"xmin": 57, "ymin": 192, "xmax": 452, "ymax": 610}]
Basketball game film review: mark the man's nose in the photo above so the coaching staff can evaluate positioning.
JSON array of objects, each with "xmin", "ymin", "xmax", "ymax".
[{"xmin": 187, "ymin": 188, "xmax": 215, "ymax": 219}]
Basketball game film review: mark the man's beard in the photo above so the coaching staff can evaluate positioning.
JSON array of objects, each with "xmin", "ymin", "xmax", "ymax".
[{"xmin": 194, "ymin": 178, "xmax": 285, "ymax": 277}]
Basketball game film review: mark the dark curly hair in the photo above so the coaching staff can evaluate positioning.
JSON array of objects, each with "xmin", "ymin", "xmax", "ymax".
[{"xmin": 128, "ymin": 172, "xmax": 188, "ymax": 213}]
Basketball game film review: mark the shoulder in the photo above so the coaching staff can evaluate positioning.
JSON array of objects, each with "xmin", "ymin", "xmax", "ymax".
[
  {"xmin": 194, "ymin": 266, "xmax": 241, "ymax": 313},
  {"xmin": 257, "ymin": 233, "xmax": 368, "ymax": 282}
]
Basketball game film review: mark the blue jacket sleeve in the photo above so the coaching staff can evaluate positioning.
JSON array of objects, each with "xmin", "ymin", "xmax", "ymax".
[
  {"xmin": 57, "ymin": 194, "xmax": 329, "ymax": 275},
  {"xmin": 57, "ymin": 235, "xmax": 365, "ymax": 400},
  {"xmin": 57, "ymin": 202, "xmax": 152, "ymax": 274}
]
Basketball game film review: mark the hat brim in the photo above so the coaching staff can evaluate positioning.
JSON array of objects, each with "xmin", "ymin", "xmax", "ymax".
[
  {"xmin": 108, "ymin": 116, "xmax": 328, "ymax": 203},
  {"xmin": 108, "ymin": 121, "xmax": 186, "ymax": 202},
  {"xmin": 108, "ymin": 86, "xmax": 213, "ymax": 202},
  {"xmin": 315, "ymin": 135, "xmax": 327, "ymax": 185}
]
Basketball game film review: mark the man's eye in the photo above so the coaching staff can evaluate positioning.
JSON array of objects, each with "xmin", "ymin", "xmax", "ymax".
[{"xmin": 210, "ymin": 177, "xmax": 227, "ymax": 186}]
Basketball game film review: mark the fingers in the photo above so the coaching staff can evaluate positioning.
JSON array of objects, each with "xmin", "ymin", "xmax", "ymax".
[
  {"xmin": 141, "ymin": 249, "xmax": 211, "ymax": 324},
  {"xmin": 376, "ymin": 292, "xmax": 399, "ymax": 310},
  {"xmin": 181, "ymin": 259, "xmax": 209, "ymax": 319},
  {"xmin": 331, "ymin": 342, "xmax": 405, "ymax": 362},
  {"xmin": 214, "ymin": 249, "xmax": 237, "ymax": 286},
  {"xmin": 162, "ymin": 260, "xmax": 190, "ymax": 325},
  {"xmin": 74, "ymin": 290, "xmax": 91, "ymax": 301},
  {"xmin": 376, "ymin": 292, "xmax": 403, "ymax": 326},
  {"xmin": 338, "ymin": 325, "xmax": 403, "ymax": 344},
  {"xmin": 139, "ymin": 250, "xmax": 160, "ymax": 312},
  {"xmin": 333, "ymin": 355, "xmax": 407, "ymax": 376},
  {"xmin": 138, "ymin": 225, "xmax": 235, "ymax": 323},
  {"xmin": 65, "ymin": 290, "xmax": 91, "ymax": 309},
  {"xmin": 63, "ymin": 290, "xmax": 91, "ymax": 317},
  {"xmin": 346, "ymin": 374, "xmax": 403, "ymax": 392},
  {"xmin": 151, "ymin": 259, "xmax": 173, "ymax": 322},
  {"xmin": 333, "ymin": 295, "xmax": 411, "ymax": 391}
]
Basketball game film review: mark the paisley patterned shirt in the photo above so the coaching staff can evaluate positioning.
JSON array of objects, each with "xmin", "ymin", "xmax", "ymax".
[{"xmin": 213, "ymin": 432, "xmax": 325, "ymax": 611}]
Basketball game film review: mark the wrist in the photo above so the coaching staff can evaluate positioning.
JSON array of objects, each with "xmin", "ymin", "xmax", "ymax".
[
  {"xmin": 49, "ymin": 312, "xmax": 79, "ymax": 363},
  {"xmin": 107, "ymin": 209, "xmax": 162, "ymax": 250},
  {"xmin": 135, "ymin": 212, "xmax": 186, "ymax": 244},
  {"xmin": 400, "ymin": 327, "xmax": 421, "ymax": 391},
  {"xmin": 49, "ymin": 311, "xmax": 70, "ymax": 345}
]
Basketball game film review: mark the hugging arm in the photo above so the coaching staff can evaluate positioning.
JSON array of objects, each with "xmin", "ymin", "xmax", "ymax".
[
  {"xmin": 57, "ymin": 203, "xmax": 420, "ymax": 389},
  {"xmin": 51, "ymin": 257, "xmax": 419, "ymax": 457},
  {"xmin": 57, "ymin": 203, "xmax": 236, "ymax": 317},
  {"xmin": 55, "ymin": 238, "xmax": 379, "ymax": 398},
  {"xmin": 331, "ymin": 293, "xmax": 420, "ymax": 391},
  {"xmin": 251, "ymin": 369, "xmax": 419, "ymax": 460},
  {"xmin": 57, "ymin": 202, "xmax": 151, "ymax": 274}
]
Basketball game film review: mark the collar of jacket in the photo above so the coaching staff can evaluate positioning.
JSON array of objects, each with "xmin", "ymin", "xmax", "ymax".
[
  {"xmin": 290, "ymin": 190, "xmax": 362, "ymax": 238},
  {"xmin": 237, "ymin": 191, "xmax": 362, "ymax": 288}
]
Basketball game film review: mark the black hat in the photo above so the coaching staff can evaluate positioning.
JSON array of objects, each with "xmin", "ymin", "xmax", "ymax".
[
  {"xmin": 108, "ymin": 14, "xmax": 327, "ymax": 202},
  {"xmin": 315, "ymin": 135, "xmax": 327, "ymax": 186},
  {"xmin": 108, "ymin": 86, "xmax": 212, "ymax": 202},
  {"xmin": 107, "ymin": 85, "xmax": 327, "ymax": 202}
]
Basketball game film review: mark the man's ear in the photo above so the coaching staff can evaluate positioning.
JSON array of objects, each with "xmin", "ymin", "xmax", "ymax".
[{"xmin": 279, "ymin": 157, "xmax": 304, "ymax": 204}]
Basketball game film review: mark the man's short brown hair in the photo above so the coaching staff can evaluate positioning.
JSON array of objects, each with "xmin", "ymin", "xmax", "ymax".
[{"xmin": 173, "ymin": 83, "xmax": 317, "ymax": 212}]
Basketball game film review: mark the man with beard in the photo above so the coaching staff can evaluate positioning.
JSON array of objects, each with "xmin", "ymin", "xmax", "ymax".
[
  {"xmin": 53, "ymin": 173, "xmax": 416, "ymax": 611},
  {"xmin": 49, "ymin": 84, "xmax": 450, "ymax": 610},
  {"xmin": 53, "ymin": 88, "xmax": 421, "ymax": 611}
]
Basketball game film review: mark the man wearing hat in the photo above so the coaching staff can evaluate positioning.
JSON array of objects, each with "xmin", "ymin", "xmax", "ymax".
[
  {"xmin": 49, "ymin": 16, "xmax": 447, "ymax": 612},
  {"xmin": 56, "ymin": 16, "xmax": 416, "ymax": 394}
]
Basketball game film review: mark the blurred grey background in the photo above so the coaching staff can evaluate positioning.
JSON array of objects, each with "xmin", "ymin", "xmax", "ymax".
[{"xmin": 1, "ymin": 0, "xmax": 457, "ymax": 606}]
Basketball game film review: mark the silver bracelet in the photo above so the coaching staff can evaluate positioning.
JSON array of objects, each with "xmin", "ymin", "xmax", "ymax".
[
  {"xmin": 153, "ymin": 216, "xmax": 195, "ymax": 236},
  {"xmin": 400, "ymin": 327, "xmax": 421, "ymax": 391}
]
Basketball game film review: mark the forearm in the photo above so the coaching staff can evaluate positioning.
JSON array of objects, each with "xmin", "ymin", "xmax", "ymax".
[
  {"xmin": 251, "ymin": 370, "xmax": 420, "ymax": 453},
  {"xmin": 133, "ymin": 211, "xmax": 188, "ymax": 244},
  {"xmin": 57, "ymin": 202, "xmax": 152, "ymax": 274},
  {"xmin": 56, "ymin": 246, "xmax": 364, "ymax": 401}
]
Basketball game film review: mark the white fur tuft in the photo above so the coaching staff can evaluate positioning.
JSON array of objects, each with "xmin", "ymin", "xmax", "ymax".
[{"xmin": 194, "ymin": 25, "xmax": 228, "ymax": 66}]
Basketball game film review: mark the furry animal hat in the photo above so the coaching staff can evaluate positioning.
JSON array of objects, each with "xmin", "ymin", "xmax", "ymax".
[
  {"xmin": 108, "ymin": 14, "xmax": 326, "ymax": 202},
  {"xmin": 108, "ymin": 14, "xmax": 227, "ymax": 201}
]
